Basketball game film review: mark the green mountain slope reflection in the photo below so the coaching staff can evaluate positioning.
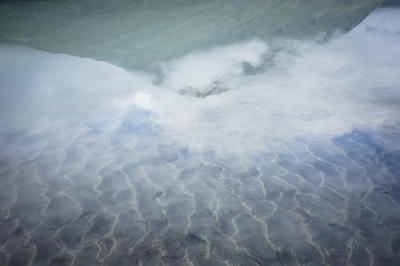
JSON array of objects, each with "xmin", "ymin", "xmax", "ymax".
[{"xmin": 0, "ymin": 0, "xmax": 387, "ymax": 72}]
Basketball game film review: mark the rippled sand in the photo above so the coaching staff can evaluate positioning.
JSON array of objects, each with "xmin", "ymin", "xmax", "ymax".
[{"xmin": 1, "ymin": 124, "xmax": 400, "ymax": 265}]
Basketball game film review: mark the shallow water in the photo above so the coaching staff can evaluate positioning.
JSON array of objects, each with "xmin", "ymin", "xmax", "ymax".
[
  {"xmin": 1, "ymin": 3, "xmax": 400, "ymax": 266},
  {"xmin": 2, "ymin": 124, "xmax": 400, "ymax": 265},
  {"xmin": 0, "ymin": 0, "xmax": 383, "ymax": 71}
]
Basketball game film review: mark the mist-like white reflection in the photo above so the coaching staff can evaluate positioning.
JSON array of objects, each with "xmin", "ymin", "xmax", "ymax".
[{"xmin": 1, "ymin": 8, "xmax": 399, "ymax": 156}]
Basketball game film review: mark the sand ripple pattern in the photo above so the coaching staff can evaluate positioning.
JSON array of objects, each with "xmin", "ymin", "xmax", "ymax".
[{"xmin": 1, "ymin": 126, "xmax": 400, "ymax": 266}]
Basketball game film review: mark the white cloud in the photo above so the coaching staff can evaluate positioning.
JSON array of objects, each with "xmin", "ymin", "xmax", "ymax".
[
  {"xmin": 1, "ymin": 8, "xmax": 399, "ymax": 155},
  {"xmin": 161, "ymin": 40, "xmax": 268, "ymax": 94}
]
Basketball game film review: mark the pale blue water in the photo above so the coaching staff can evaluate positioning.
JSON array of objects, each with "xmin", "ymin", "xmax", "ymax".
[{"xmin": 0, "ymin": 1, "xmax": 400, "ymax": 266}]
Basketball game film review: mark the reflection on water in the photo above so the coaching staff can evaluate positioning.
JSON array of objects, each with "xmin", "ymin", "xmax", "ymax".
[
  {"xmin": 0, "ymin": 0, "xmax": 383, "ymax": 71},
  {"xmin": 1, "ymin": 6, "xmax": 400, "ymax": 266}
]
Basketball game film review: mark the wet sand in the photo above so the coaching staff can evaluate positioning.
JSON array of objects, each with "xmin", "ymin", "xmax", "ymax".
[{"xmin": 1, "ymin": 124, "xmax": 400, "ymax": 266}]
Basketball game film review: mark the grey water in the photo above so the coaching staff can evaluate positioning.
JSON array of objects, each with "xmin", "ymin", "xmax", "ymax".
[{"xmin": 1, "ymin": 1, "xmax": 400, "ymax": 265}]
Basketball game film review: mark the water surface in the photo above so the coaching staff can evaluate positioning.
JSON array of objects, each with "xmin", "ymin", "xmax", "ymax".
[{"xmin": 1, "ymin": 2, "xmax": 400, "ymax": 266}]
